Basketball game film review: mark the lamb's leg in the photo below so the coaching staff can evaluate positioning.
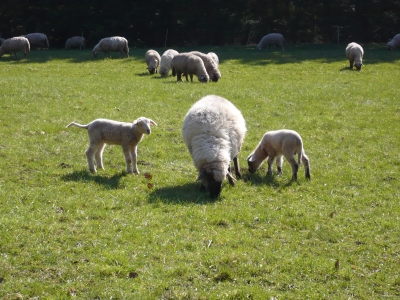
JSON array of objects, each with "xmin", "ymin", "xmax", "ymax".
[
  {"xmin": 85, "ymin": 145, "xmax": 98, "ymax": 173},
  {"xmin": 233, "ymin": 156, "xmax": 241, "ymax": 179},
  {"xmin": 130, "ymin": 145, "xmax": 139, "ymax": 174},
  {"xmin": 302, "ymin": 152, "xmax": 311, "ymax": 180},
  {"xmin": 276, "ymin": 155, "xmax": 283, "ymax": 175},
  {"xmin": 286, "ymin": 156, "xmax": 299, "ymax": 180},
  {"xmin": 95, "ymin": 143, "xmax": 106, "ymax": 170},
  {"xmin": 267, "ymin": 156, "xmax": 275, "ymax": 176}
]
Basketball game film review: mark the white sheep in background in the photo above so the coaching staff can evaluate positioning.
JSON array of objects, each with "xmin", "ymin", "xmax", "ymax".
[
  {"xmin": 387, "ymin": 34, "xmax": 400, "ymax": 50},
  {"xmin": 257, "ymin": 33, "xmax": 284, "ymax": 51},
  {"xmin": 247, "ymin": 129, "xmax": 310, "ymax": 181},
  {"xmin": 207, "ymin": 52, "xmax": 219, "ymax": 65},
  {"xmin": 159, "ymin": 49, "xmax": 179, "ymax": 77},
  {"xmin": 65, "ymin": 36, "xmax": 86, "ymax": 49},
  {"xmin": 145, "ymin": 49, "xmax": 161, "ymax": 74},
  {"xmin": 345, "ymin": 42, "xmax": 364, "ymax": 71},
  {"xmin": 182, "ymin": 95, "xmax": 247, "ymax": 198},
  {"xmin": 171, "ymin": 53, "xmax": 209, "ymax": 83},
  {"xmin": 190, "ymin": 51, "xmax": 221, "ymax": 82},
  {"xmin": 0, "ymin": 37, "xmax": 30, "ymax": 58},
  {"xmin": 23, "ymin": 33, "xmax": 49, "ymax": 49},
  {"xmin": 92, "ymin": 36, "xmax": 129, "ymax": 58},
  {"xmin": 66, "ymin": 117, "xmax": 157, "ymax": 174}
]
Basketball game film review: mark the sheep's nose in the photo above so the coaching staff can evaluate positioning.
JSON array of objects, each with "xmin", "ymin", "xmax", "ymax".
[{"xmin": 147, "ymin": 129, "xmax": 151, "ymax": 134}]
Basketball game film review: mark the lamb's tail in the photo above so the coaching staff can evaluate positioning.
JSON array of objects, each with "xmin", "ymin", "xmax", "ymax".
[{"xmin": 66, "ymin": 122, "xmax": 89, "ymax": 129}]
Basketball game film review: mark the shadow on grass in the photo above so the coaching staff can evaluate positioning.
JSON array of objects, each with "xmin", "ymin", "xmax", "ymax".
[
  {"xmin": 61, "ymin": 169, "xmax": 127, "ymax": 189},
  {"xmin": 148, "ymin": 182, "xmax": 219, "ymax": 205},
  {"xmin": 242, "ymin": 172, "xmax": 299, "ymax": 189}
]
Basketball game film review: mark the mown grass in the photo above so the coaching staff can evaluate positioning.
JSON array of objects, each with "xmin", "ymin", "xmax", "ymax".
[{"xmin": 0, "ymin": 44, "xmax": 399, "ymax": 299}]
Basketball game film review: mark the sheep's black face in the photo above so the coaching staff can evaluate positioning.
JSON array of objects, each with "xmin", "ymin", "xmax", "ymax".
[
  {"xmin": 247, "ymin": 162, "xmax": 257, "ymax": 174},
  {"xmin": 355, "ymin": 63, "xmax": 362, "ymax": 71},
  {"xmin": 198, "ymin": 171, "xmax": 222, "ymax": 198},
  {"xmin": 149, "ymin": 68, "xmax": 156, "ymax": 75},
  {"xmin": 211, "ymin": 74, "xmax": 219, "ymax": 82}
]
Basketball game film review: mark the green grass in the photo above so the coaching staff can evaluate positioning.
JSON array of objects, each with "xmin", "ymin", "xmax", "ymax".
[{"xmin": 0, "ymin": 44, "xmax": 399, "ymax": 299}]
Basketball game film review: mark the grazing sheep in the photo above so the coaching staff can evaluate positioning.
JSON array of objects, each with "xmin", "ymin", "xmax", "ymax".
[
  {"xmin": 257, "ymin": 33, "xmax": 284, "ymax": 51},
  {"xmin": 247, "ymin": 129, "xmax": 310, "ymax": 181},
  {"xmin": 92, "ymin": 36, "xmax": 129, "ymax": 57},
  {"xmin": 23, "ymin": 33, "xmax": 49, "ymax": 49},
  {"xmin": 182, "ymin": 95, "xmax": 247, "ymax": 198},
  {"xmin": 0, "ymin": 38, "xmax": 5, "ymax": 47},
  {"xmin": 190, "ymin": 51, "xmax": 221, "ymax": 82},
  {"xmin": 387, "ymin": 34, "xmax": 400, "ymax": 50},
  {"xmin": 207, "ymin": 52, "xmax": 219, "ymax": 65},
  {"xmin": 172, "ymin": 53, "xmax": 209, "ymax": 83},
  {"xmin": 159, "ymin": 49, "xmax": 179, "ymax": 77},
  {"xmin": 66, "ymin": 117, "xmax": 157, "ymax": 174},
  {"xmin": 0, "ymin": 37, "xmax": 30, "ymax": 58},
  {"xmin": 345, "ymin": 42, "xmax": 364, "ymax": 71},
  {"xmin": 65, "ymin": 36, "xmax": 86, "ymax": 49},
  {"xmin": 145, "ymin": 49, "xmax": 161, "ymax": 74}
]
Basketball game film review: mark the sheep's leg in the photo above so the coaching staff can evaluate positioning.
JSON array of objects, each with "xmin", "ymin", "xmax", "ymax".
[
  {"xmin": 185, "ymin": 73, "xmax": 189, "ymax": 82},
  {"xmin": 276, "ymin": 155, "xmax": 283, "ymax": 175},
  {"xmin": 177, "ymin": 71, "xmax": 183, "ymax": 82},
  {"xmin": 267, "ymin": 156, "xmax": 275, "ymax": 176},
  {"xmin": 349, "ymin": 61, "xmax": 354, "ymax": 69},
  {"xmin": 130, "ymin": 146, "xmax": 139, "ymax": 174},
  {"xmin": 85, "ymin": 145, "xmax": 98, "ymax": 173},
  {"xmin": 302, "ymin": 152, "xmax": 311, "ymax": 180},
  {"xmin": 122, "ymin": 145, "xmax": 134, "ymax": 174},
  {"xmin": 189, "ymin": 74, "xmax": 193, "ymax": 82},
  {"xmin": 95, "ymin": 143, "xmax": 106, "ymax": 170},
  {"xmin": 233, "ymin": 156, "xmax": 241, "ymax": 179}
]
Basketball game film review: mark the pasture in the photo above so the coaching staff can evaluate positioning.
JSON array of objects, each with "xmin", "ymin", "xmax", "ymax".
[{"xmin": 0, "ymin": 45, "xmax": 399, "ymax": 299}]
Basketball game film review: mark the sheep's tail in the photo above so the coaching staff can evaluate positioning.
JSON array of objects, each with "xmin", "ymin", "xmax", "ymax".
[{"xmin": 66, "ymin": 122, "xmax": 89, "ymax": 129}]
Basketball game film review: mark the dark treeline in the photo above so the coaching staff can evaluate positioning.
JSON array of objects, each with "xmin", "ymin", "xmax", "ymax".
[{"xmin": 1, "ymin": 0, "xmax": 399, "ymax": 48}]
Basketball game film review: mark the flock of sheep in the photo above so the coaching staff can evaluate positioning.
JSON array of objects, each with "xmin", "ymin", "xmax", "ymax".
[{"xmin": 1, "ymin": 32, "xmax": 399, "ymax": 197}]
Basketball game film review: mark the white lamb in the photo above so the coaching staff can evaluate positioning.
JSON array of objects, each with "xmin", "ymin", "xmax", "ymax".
[
  {"xmin": 207, "ymin": 52, "xmax": 219, "ymax": 65},
  {"xmin": 345, "ymin": 42, "xmax": 364, "ymax": 71},
  {"xmin": 145, "ymin": 49, "xmax": 161, "ymax": 74},
  {"xmin": 387, "ymin": 34, "xmax": 400, "ymax": 50},
  {"xmin": 66, "ymin": 117, "xmax": 157, "ymax": 174},
  {"xmin": 171, "ymin": 53, "xmax": 209, "ymax": 83},
  {"xmin": 159, "ymin": 49, "xmax": 179, "ymax": 77},
  {"xmin": 0, "ymin": 37, "xmax": 30, "ymax": 58},
  {"xmin": 257, "ymin": 33, "xmax": 284, "ymax": 51},
  {"xmin": 92, "ymin": 36, "xmax": 129, "ymax": 57},
  {"xmin": 182, "ymin": 95, "xmax": 247, "ymax": 198},
  {"xmin": 65, "ymin": 36, "xmax": 86, "ymax": 49},
  {"xmin": 247, "ymin": 129, "xmax": 310, "ymax": 181},
  {"xmin": 190, "ymin": 51, "xmax": 221, "ymax": 82},
  {"xmin": 23, "ymin": 33, "xmax": 49, "ymax": 49}
]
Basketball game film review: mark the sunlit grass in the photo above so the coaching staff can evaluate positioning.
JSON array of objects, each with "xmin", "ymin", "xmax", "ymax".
[{"xmin": 0, "ymin": 45, "xmax": 399, "ymax": 299}]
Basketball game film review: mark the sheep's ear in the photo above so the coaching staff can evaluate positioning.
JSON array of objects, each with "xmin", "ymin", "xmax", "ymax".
[
  {"xmin": 227, "ymin": 172, "xmax": 236, "ymax": 186},
  {"xmin": 149, "ymin": 119, "xmax": 158, "ymax": 126},
  {"xmin": 196, "ymin": 170, "xmax": 207, "ymax": 181}
]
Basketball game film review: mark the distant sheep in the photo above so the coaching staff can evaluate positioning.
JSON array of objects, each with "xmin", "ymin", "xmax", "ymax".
[
  {"xmin": 207, "ymin": 52, "xmax": 219, "ymax": 65},
  {"xmin": 182, "ymin": 95, "xmax": 247, "ymax": 198},
  {"xmin": 257, "ymin": 33, "xmax": 284, "ymax": 51},
  {"xmin": 346, "ymin": 42, "xmax": 364, "ymax": 71},
  {"xmin": 66, "ymin": 117, "xmax": 157, "ymax": 174},
  {"xmin": 92, "ymin": 36, "xmax": 129, "ymax": 57},
  {"xmin": 247, "ymin": 129, "xmax": 310, "ymax": 181},
  {"xmin": 65, "ymin": 36, "xmax": 85, "ymax": 49},
  {"xmin": 190, "ymin": 51, "xmax": 221, "ymax": 82},
  {"xmin": 172, "ymin": 53, "xmax": 209, "ymax": 83},
  {"xmin": 0, "ymin": 37, "xmax": 30, "ymax": 58},
  {"xmin": 23, "ymin": 33, "xmax": 49, "ymax": 49},
  {"xmin": 387, "ymin": 34, "xmax": 400, "ymax": 50},
  {"xmin": 145, "ymin": 49, "xmax": 161, "ymax": 74},
  {"xmin": 159, "ymin": 49, "xmax": 179, "ymax": 77}
]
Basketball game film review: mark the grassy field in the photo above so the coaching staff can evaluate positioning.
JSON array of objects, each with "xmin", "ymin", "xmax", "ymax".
[{"xmin": 0, "ymin": 44, "xmax": 399, "ymax": 299}]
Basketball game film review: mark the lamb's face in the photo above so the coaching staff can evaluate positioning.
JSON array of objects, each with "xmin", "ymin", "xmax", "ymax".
[
  {"xmin": 247, "ymin": 153, "xmax": 262, "ymax": 173},
  {"xmin": 136, "ymin": 119, "xmax": 152, "ymax": 134}
]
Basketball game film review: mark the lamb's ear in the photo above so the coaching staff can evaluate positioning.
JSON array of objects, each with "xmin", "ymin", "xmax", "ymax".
[
  {"xmin": 227, "ymin": 172, "xmax": 236, "ymax": 186},
  {"xmin": 149, "ymin": 119, "xmax": 158, "ymax": 126},
  {"xmin": 247, "ymin": 154, "xmax": 255, "ymax": 163},
  {"xmin": 196, "ymin": 170, "xmax": 207, "ymax": 181}
]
